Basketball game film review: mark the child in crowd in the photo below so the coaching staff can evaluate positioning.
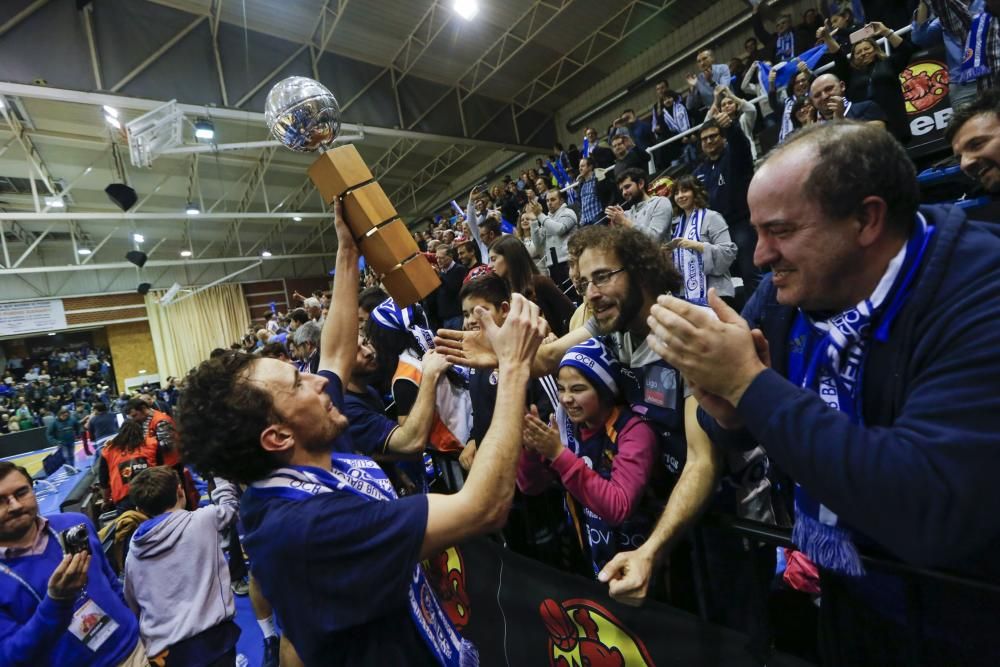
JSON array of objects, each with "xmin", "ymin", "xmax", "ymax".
[
  {"xmin": 517, "ymin": 339, "xmax": 664, "ymax": 577},
  {"xmin": 124, "ymin": 467, "xmax": 241, "ymax": 667}
]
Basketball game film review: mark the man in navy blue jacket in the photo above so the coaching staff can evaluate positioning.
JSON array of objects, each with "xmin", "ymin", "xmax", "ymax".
[
  {"xmin": 643, "ymin": 121, "xmax": 1000, "ymax": 665},
  {"xmin": 176, "ymin": 200, "xmax": 547, "ymax": 666},
  {"xmin": 694, "ymin": 114, "xmax": 759, "ymax": 299}
]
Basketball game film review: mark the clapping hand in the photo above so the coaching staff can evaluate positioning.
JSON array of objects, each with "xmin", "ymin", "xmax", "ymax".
[{"xmin": 522, "ymin": 405, "xmax": 563, "ymax": 460}]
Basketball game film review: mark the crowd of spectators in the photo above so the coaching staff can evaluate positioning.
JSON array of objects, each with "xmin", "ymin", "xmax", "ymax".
[
  {"xmin": 9, "ymin": 2, "xmax": 1000, "ymax": 666},
  {"xmin": 0, "ymin": 346, "xmax": 119, "ymax": 439}
]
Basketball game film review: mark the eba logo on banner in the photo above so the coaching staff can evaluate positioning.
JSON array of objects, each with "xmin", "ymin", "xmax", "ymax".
[
  {"xmin": 425, "ymin": 546, "xmax": 471, "ymax": 630},
  {"xmin": 900, "ymin": 60, "xmax": 950, "ymax": 114},
  {"xmin": 539, "ymin": 598, "xmax": 656, "ymax": 667}
]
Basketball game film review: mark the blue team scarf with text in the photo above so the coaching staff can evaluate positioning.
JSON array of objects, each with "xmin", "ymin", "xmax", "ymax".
[
  {"xmin": 671, "ymin": 209, "xmax": 707, "ymax": 306},
  {"xmin": 786, "ymin": 215, "xmax": 933, "ymax": 576},
  {"xmin": 960, "ymin": 10, "xmax": 993, "ymax": 83},
  {"xmin": 246, "ymin": 457, "xmax": 479, "ymax": 667}
]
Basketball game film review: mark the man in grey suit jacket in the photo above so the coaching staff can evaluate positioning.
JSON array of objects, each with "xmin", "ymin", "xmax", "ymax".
[{"xmin": 531, "ymin": 188, "xmax": 578, "ymax": 292}]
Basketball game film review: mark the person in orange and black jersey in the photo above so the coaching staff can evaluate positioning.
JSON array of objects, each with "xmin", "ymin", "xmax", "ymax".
[
  {"xmin": 99, "ymin": 421, "xmax": 160, "ymax": 512},
  {"xmin": 126, "ymin": 397, "xmax": 198, "ymax": 510}
]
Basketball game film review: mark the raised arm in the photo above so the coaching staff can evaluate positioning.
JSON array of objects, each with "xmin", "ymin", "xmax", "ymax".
[
  {"xmin": 433, "ymin": 322, "xmax": 591, "ymax": 378},
  {"xmin": 384, "ymin": 351, "xmax": 451, "ymax": 455},
  {"xmin": 421, "ymin": 295, "xmax": 546, "ymax": 558},
  {"xmin": 318, "ymin": 199, "xmax": 360, "ymax": 380}
]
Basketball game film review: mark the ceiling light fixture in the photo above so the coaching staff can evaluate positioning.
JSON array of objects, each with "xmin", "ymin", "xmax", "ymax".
[
  {"xmin": 194, "ymin": 118, "xmax": 215, "ymax": 141},
  {"xmin": 180, "ymin": 249, "xmax": 192, "ymax": 257},
  {"xmin": 453, "ymin": 0, "xmax": 479, "ymax": 20},
  {"xmin": 133, "ymin": 233, "xmax": 145, "ymax": 243},
  {"xmin": 77, "ymin": 248, "xmax": 92, "ymax": 255},
  {"xmin": 185, "ymin": 202, "xmax": 200, "ymax": 215},
  {"xmin": 261, "ymin": 250, "xmax": 272, "ymax": 258},
  {"xmin": 44, "ymin": 195, "xmax": 64, "ymax": 208},
  {"xmin": 293, "ymin": 216, "xmax": 302, "ymax": 222}
]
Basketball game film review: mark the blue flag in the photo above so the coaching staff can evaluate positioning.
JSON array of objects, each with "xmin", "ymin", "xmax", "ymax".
[{"xmin": 757, "ymin": 43, "xmax": 828, "ymax": 94}]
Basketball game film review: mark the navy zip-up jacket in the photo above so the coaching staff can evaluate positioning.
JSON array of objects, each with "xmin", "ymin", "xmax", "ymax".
[
  {"xmin": 693, "ymin": 122, "xmax": 754, "ymax": 228},
  {"xmin": 698, "ymin": 204, "xmax": 1000, "ymax": 580}
]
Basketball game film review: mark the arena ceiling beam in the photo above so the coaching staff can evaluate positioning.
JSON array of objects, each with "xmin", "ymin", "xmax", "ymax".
[
  {"xmin": 0, "ymin": 83, "xmax": 539, "ymax": 154},
  {"xmin": 0, "ymin": 251, "xmax": 331, "ymax": 275}
]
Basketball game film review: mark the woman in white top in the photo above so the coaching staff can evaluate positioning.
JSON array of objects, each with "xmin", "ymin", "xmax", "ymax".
[
  {"xmin": 704, "ymin": 86, "xmax": 759, "ymax": 160},
  {"xmin": 668, "ymin": 175, "xmax": 737, "ymax": 305},
  {"xmin": 516, "ymin": 210, "xmax": 548, "ymax": 275}
]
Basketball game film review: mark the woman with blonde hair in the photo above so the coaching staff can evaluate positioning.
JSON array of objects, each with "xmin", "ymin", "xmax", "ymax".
[{"xmin": 516, "ymin": 209, "xmax": 548, "ymax": 274}]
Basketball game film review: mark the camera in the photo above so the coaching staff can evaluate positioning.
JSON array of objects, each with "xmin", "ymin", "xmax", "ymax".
[{"xmin": 58, "ymin": 524, "xmax": 91, "ymax": 555}]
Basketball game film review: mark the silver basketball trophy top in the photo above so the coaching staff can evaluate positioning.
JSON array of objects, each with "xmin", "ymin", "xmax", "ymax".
[{"xmin": 264, "ymin": 76, "xmax": 342, "ymax": 153}]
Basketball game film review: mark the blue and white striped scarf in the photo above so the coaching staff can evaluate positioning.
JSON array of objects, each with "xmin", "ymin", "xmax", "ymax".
[
  {"xmin": 788, "ymin": 215, "xmax": 933, "ymax": 576},
  {"xmin": 671, "ymin": 209, "xmax": 707, "ymax": 306}
]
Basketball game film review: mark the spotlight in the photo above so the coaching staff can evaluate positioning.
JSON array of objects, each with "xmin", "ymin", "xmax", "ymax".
[
  {"xmin": 261, "ymin": 250, "xmax": 272, "ymax": 258},
  {"xmin": 453, "ymin": 0, "xmax": 479, "ymax": 20},
  {"xmin": 133, "ymin": 233, "xmax": 145, "ymax": 243},
  {"xmin": 126, "ymin": 250, "xmax": 148, "ymax": 268},
  {"xmin": 105, "ymin": 183, "xmax": 138, "ymax": 211},
  {"xmin": 180, "ymin": 249, "xmax": 192, "ymax": 257},
  {"xmin": 77, "ymin": 248, "xmax": 92, "ymax": 255},
  {"xmin": 44, "ymin": 195, "xmax": 64, "ymax": 208},
  {"xmin": 293, "ymin": 216, "xmax": 302, "ymax": 222},
  {"xmin": 137, "ymin": 282, "xmax": 151, "ymax": 295},
  {"xmin": 194, "ymin": 119, "xmax": 215, "ymax": 141},
  {"xmin": 47, "ymin": 332, "xmax": 56, "ymax": 336},
  {"xmin": 185, "ymin": 202, "xmax": 200, "ymax": 215}
]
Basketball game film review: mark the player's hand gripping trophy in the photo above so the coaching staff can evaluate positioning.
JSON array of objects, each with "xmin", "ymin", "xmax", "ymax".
[{"xmin": 265, "ymin": 76, "xmax": 440, "ymax": 306}]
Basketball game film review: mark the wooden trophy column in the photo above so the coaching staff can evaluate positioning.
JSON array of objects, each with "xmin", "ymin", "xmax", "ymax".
[{"xmin": 307, "ymin": 145, "xmax": 440, "ymax": 308}]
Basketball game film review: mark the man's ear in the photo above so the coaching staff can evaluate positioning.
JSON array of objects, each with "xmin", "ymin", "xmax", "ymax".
[
  {"xmin": 261, "ymin": 422, "xmax": 295, "ymax": 455},
  {"xmin": 855, "ymin": 196, "xmax": 890, "ymax": 247},
  {"xmin": 500, "ymin": 301, "xmax": 511, "ymax": 319}
]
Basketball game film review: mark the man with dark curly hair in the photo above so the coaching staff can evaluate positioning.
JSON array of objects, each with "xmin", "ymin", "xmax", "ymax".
[
  {"xmin": 435, "ymin": 225, "xmax": 725, "ymax": 605},
  {"xmin": 176, "ymin": 201, "xmax": 548, "ymax": 667}
]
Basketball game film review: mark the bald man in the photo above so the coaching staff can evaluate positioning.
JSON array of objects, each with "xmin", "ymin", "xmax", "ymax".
[{"xmin": 809, "ymin": 73, "xmax": 887, "ymax": 130}]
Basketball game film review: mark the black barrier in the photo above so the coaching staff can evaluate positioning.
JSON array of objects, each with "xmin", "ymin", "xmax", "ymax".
[
  {"xmin": 427, "ymin": 536, "xmax": 813, "ymax": 667},
  {"xmin": 691, "ymin": 515, "xmax": 1000, "ymax": 667},
  {"xmin": 0, "ymin": 428, "xmax": 50, "ymax": 458}
]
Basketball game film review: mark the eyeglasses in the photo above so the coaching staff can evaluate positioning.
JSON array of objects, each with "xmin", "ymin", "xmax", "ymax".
[{"xmin": 575, "ymin": 267, "xmax": 626, "ymax": 294}]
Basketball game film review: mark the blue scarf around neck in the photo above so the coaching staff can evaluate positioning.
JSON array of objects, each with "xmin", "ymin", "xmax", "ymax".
[{"xmin": 786, "ymin": 215, "xmax": 934, "ymax": 576}]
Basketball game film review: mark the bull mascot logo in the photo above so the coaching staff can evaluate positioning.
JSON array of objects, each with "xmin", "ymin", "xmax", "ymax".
[
  {"xmin": 900, "ymin": 60, "xmax": 950, "ymax": 114},
  {"xmin": 424, "ymin": 546, "xmax": 471, "ymax": 630},
  {"xmin": 540, "ymin": 598, "xmax": 655, "ymax": 667}
]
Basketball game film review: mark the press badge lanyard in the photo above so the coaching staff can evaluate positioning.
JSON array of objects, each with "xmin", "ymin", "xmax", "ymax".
[{"xmin": 0, "ymin": 525, "xmax": 71, "ymax": 604}]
